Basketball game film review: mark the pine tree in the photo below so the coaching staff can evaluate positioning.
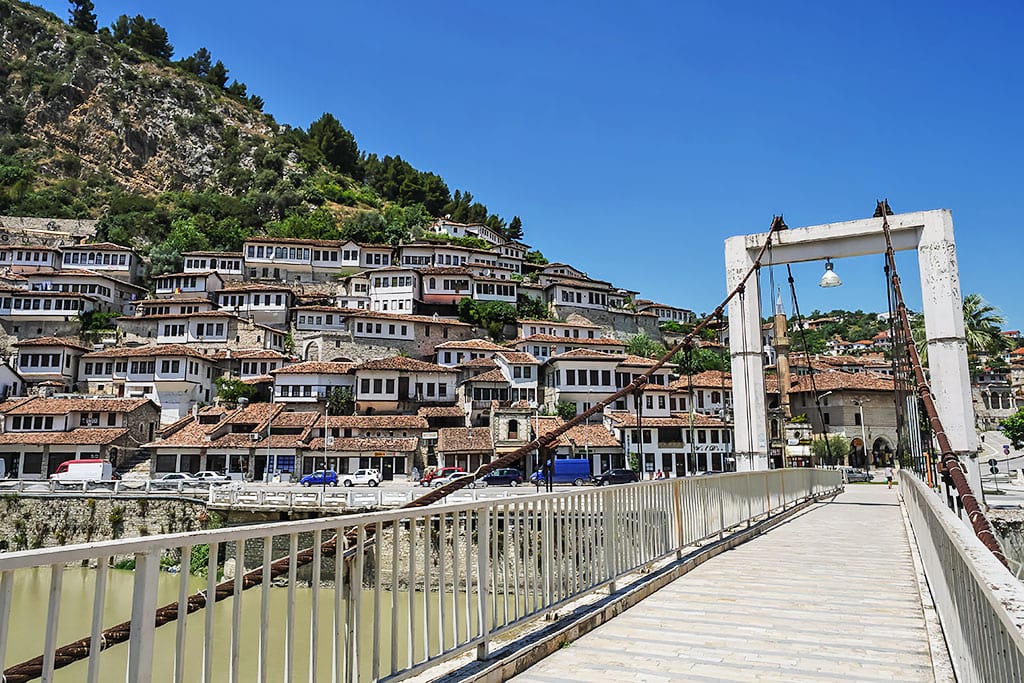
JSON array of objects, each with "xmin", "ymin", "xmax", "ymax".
[
  {"xmin": 506, "ymin": 215, "xmax": 523, "ymax": 241},
  {"xmin": 68, "ymin": 0, "xmax": 97, "ymax": 33}
]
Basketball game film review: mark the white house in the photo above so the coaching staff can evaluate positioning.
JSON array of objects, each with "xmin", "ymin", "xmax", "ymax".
[
  {"xmin": 215, "ymin": 283, "xmax": 294, "ymax": 329},
  {"xmin": 0, "ymin": 245, "xmax": 61, "ymax": 273},
  {"xmin": 270, "ymin": 361, "xmax": 357, "ymax": 407},
  {"xmin": 367, "ymin": 267, "xmax": 419, "ymax": 313},
  {"xmin": 13, "ymin": 336, "xmax": 90, "ymax": 391},
  {"xmin": 153, "ymin": 271, "xmax": 224, "ymax": 300},
  {"xmin": 183, "ymin": 251, "xmax": 244, "ymax": 280},
  {"xmin": 355, "ymin": 357, "xmax": 458, "ymax": 414},
  {"xmin": 543, "ymin": 349, "xmax": 624, "ymax": 416},
  {"xmin": 61, "ymin": 242, "xmax": 141, "ymax": 282}
]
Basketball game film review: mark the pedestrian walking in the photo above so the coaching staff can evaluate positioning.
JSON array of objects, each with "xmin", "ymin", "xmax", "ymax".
[{"xmin": 885, "ymin": 465, "xmax": 894, "ymax": 489}]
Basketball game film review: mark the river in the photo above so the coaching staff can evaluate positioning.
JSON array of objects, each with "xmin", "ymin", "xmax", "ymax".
[{"xmin": 9, "ymin": 566, "xmax": 500, "ymax": 682}]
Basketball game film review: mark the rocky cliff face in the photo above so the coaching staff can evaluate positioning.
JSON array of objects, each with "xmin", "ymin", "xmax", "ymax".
[{"xmin": 0, "ymin": 0, "xmax": 275, "ymax": 194}]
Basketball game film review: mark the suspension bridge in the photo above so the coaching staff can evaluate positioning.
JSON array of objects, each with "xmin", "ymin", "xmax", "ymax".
[{"xmin": 1, "ymin": 206, "xmax": 1022, "ymax": 682}]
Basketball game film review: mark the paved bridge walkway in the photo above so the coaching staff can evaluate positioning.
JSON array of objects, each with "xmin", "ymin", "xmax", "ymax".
[{"xmin": 513, "ymin": 484, "xmax": 948, "ymax": 682}]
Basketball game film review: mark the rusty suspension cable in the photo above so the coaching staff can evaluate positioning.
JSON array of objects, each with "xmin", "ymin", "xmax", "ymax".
[
  {"xmin": 877, "ymin": 205, "xmax": 1008, "ymax": 567},
  {"xmin": 3, "ymin": 215, "xmax": 788, "ymax": 682}
]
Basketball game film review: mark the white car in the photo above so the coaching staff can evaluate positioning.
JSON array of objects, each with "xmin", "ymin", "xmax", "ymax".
[
  {"xmin": 193, "ymin": 471, "xmax": 231, "ymax": 483},
  {"xmin": 433, "ymin": 472, "xmax": 487, "ymax": 489},
  {"xmin": 339, "ymin": 469, "xmax": 382, "ymax": 487}
]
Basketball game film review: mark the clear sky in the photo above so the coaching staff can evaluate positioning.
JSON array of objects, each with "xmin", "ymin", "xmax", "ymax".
[{"xmin": 36, "ymin": 0, "xmax": 1024, "ymax": 328}]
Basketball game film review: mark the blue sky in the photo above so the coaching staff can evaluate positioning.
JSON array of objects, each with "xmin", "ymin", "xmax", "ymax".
[{"xmin": 36, "ymin": 1, "xmax": 1024, "ymax": 328}]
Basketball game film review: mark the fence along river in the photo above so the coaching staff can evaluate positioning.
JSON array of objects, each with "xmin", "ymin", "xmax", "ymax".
[{"xmin": 0, "ymin": 470, "xmax": 840, "ymax": 682}]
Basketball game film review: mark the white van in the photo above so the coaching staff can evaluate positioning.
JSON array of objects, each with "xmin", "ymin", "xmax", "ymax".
[{"xmin": 51, "ymin": 459, "xmax": 114, "ymax": 482}]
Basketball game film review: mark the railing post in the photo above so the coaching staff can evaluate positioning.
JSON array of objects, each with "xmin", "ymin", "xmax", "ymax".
[
  {"xmin": 746, "ymin": 473, "xmax": 753, "ymax": 526},
  {"xmin": 673, "ymin": 479, "xmax": 685, "ymax": 558},
  {"xmin": 717, "ymin": 483, "xmax": 725, "ymax": 540},
  {"xmin": 780, "ymin": 468, "xmax": 786, "ymax": 511},
  {"xmin": 603, "ymin": 488, "xmax": 617, "ymax": 593},
  {"xmin": 477, "ymin": 508, "xmax": 491, "ymax": 661},
  {"xmin": 127, "ymin": 550, "xmax": 160, "ymax": 683}
]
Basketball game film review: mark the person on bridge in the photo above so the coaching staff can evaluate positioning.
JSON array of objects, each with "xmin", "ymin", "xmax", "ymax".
[{"xmin": 885, "ymin": 465, "xmax": 895, "ymax": 489}]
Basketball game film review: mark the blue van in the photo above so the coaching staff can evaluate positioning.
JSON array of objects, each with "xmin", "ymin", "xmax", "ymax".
[{"xmin": 530, "ymin": 458, "xmax": 592, "ymax": 486}]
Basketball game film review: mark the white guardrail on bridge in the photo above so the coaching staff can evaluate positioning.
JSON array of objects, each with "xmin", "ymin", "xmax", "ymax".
[
  {"xmin": 900, "ymin": 471, "xmax": 1024, "ymax": 683},
  {"xmin": 0, "ymin": 469, "xmax": 841, "ymax": 683}
]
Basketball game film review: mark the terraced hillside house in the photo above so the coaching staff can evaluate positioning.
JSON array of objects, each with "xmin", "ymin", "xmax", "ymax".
[
  {"xmin": 78, "ymin": 344, "xmax": 218, "ymax": 423},
  {"xmin": 604, "ymin": 409, "xmax": 731, "ymax": 478},
  {"xmin": 510, "ymin": 333, "xmax": 626, "ymax": 362},
  {"xmin": 355, "ymin": 357, "xmax": 457, "ymax": 414},
  {"xmin": 117, "ymin": 311, "xmax": 287, "ymax": 353},
  {"xmin": 306, "ymin": 414, "xmax": 430, "ymax": 478},
  {"xmin": 182, "ymin": 251, "xmax": 244, "ymax": 280},
  {"xmin": 25, "ymin": 269, "xmax": 146, "ymax": 315},
  {"xmin": 153, "ymin": 271, "xmax": 225, "ymax": 300},
  {"xmin": 0, "ymin": 396, "xmax": 160, "ymax": 478},
  {"xmin": 147, "ymin": 403, "xmax": 314, "ymax": 481},
  {"xmin": 215, "ymin": 283, "xmax": 294, "ymax": 329},
  {"xmin": 435, "ymin": 426, "xmax": 494, "ymax": 471},
  {"xmin": 435, "ymin": 338, "xmax": 506, "ymax": 367},
  {"xmin": 13, "ymin": 337, "xmax": 90, "ymax": 392},
  {"xmin": 270, "ymin": 361, "xmax": 356, "ymax": 407},
  {"xmin": 0, "ymin": 245, "xmax": 60, "ymax": 273},
  {"xmin": 367, "ymin": 266, "xmax": 419, "ymax": 313},
  {"xmin": 60, "ymin": 242, "xmax": 141, "ymax": 283},
  {"xmin": 543, "ymin": 349, "xmax": 624, "ymax": 416},
  {"xmin": 0, "ymin": 286, "xmax": 99, "ymax": 338}
]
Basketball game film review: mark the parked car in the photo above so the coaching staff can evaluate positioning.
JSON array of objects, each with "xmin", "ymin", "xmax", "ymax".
[
  {"xmin": 697, "ymin": 470, "xmax": 725, "ymax": 477},
  {"xmin": 300, "ymin": 470, "xmax": 338, "ymax": 487},
  {"xmin": 592, "ymin": 469, "xmax": 639, "ymax": 486},
  {"xmin": 481, "ymin": 468, "xmax": 524, "ymax": 487},
  {"xmin": 193, "ymin": 471, "xmax": 230, "ymax": 483},
  {"xmin": 338, "ymin": 469, "xmax": 381, "ymax": 487},
  {"xmin": 52, "ymin": 459, "xmax": 115, "ymax": 482},
  {"xmin": 840, "ymin": 467, "xmax": 873, "ymax": 483},
  {"xmin": 420, "ymin": 466, "xmax": 464, "ymax": 486},
  {"xmin": 157, "ymin": 472, "xmax": 195, "ymax": 482},
  {"xmin": 433, "ymin": 472, "xmax": 486, "ymax": 488}
]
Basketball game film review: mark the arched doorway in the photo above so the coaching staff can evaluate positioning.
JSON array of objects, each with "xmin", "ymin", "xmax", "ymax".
[
  {"xmin": 872, "ymin": 436, "xmax": 894, "ymax": 467},
  {"xmin": 303, "ymin": 340, "xmax": 321, "ymax": 361},
  {"xmin": 850, "ymin": 437, "xmax": 867, "ymax": 469}
]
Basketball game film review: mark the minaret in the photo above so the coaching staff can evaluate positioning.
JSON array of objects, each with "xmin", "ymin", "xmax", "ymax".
[{"xmin": 773, "ymin": 291, "xmax": 791, "ymax": 420}]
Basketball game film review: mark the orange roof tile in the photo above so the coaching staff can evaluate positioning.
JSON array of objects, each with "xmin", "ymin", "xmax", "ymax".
[{"xmin": 437, "ymin": 427, "xmax": 493, "ymax": 453}]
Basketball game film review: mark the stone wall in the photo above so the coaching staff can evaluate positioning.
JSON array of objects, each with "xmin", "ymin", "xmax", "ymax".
[
  {"xmin": 551, "ymin": 306, "xmax": 662, "ymax": 341},
  {"xmin": 0, "ymin": 496, "xmax": 210, "ymax": 551}
]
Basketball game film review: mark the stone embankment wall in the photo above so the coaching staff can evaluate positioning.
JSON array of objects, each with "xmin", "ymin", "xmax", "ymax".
[{"xmin": 0, "ymin": 496, "xmax": 210, "ymax": 551}]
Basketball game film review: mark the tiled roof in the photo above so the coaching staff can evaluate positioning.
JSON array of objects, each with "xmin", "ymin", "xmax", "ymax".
[
  {"xmin": 342, "ymin": 309, "xmax": 470, "ymax": 326},
  {"xmin": 417, "ymin": 406, "xmax": 466, "ymax": 418},
  {"xmin": 136, "ymin": 297, "xmax": 212, "ymax": 307},
  {"xmin": 210, "ymin": 349, "xmax": 289, "ymax": 360},
  {"xmin": 307, "ymin": 436, "xmax": 419, "ymax": 453},
  {"xmin": 0, "ymin": 397, "xmax": 154, "ymax": 416},
  {"xmin": 456, "ymin": 357, "xmax": 498, "ymax": 369},
  {"xmin": 13, "ymin": 337, "xmax": 90, "ymax": 351},
  {"xmin": 517, "ymin": 318, "xmax": 599, "ymax": 328},
  {"xmin": 765, "ymin": 371, "xmax": 901, "ymax": 394},
  {"xmin": 0, "ymin": 428, "xmax": 128, "ymax": 445},
  {"xmin": 435, "ymin": 338, "xmax": 505, "ymax": 351},
  {"xmin": 495, "ymin": 351, "xmax": 540, "ymax": 365},
  {"xmin": 462, "ymin": 368, "xmax": 508, "ymax": 384},
  {"xmin": 437, "ymin": 427, "xmax": 493, "ymax": 453},
  {"xmin": 420, "ymin": 266, "xmax": 472, "ymax": 275},
  {"xmin": 513, "ymin": 333, "xmax": 625, "ymax": 346},
  {"xmin": 65, "ymin": 242, "xmax": 135, "ymax": 252},
  {"xmin": 549, "ymin": 348, "xmax": 624, "ymax": 362},
  {"xmin": 359, "ymin": 357, "xmax": 454, "ymax": 373},
  {"xmin": 272, "ymin": 411, "xmax": 321, "ymax": 427},
  {"xmin": 669, "ymin": 371, "xmax": 732, "ymax": 391},
  {"xmin": 182, "ymin": 251, "xmax": 243, "ymax": 257},
  {"xmin": 620, "ymin": 354, "xmax": 671, "ymax": 368},
  {"xmin": 532, "ymin": 415, "xmax": 565, "ymax": 439},
  {"xmin": 558, "ymin": 423, "xmax": 620, "ymax": 449},
  {"xmin": 604, "ymin": 411, "xmax": 725, "ymax": 428},
  {"xmin": 217, "ymin": 282, "xmax": 293, "ymax": 292},
  {"xmin": 212, "ymin": 433, "xmax": 307, "ymax": 449},
  {"xmin": 154, "ymin": 271, "xmax": 218, "ymax": 279},
  {"xmin": 83, "ymin": 344, "xmax": 209, "ymax": 360},
  {"xmin": 326, "ymin": 414, "xmax": 429, "ymax": 430},
  {"xmin": 270, "ymin": 361, "xmax": 356, "ymax": 375},
  {"xmin": 222, "ymin": 402, "xmax": 281, "ymax": 426},
  {"xmin": 244, "ymin": 236, "xmax": 347, "ymax": 247}
]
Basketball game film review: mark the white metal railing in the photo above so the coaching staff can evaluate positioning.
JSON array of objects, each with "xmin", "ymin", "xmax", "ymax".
[
  {"xmin": 899, "ymin": 471, "xmax": 1024, "ymax": 682},
  {"xmin": 0, "ymin": 478, "xmax": 215, "ymax": 497},
  {"xmin": 0, "ymin": 468, "xmax": 840, "ymax": 683}
]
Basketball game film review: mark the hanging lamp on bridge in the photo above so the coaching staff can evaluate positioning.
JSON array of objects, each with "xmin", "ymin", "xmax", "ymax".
[{"xmin": 819, "ymin": 258, "xmax": 842, "ymax": 288}]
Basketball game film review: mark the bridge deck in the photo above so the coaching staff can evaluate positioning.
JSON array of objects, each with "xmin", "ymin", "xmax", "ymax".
[{"xmin": 513, "ymin": 484, "xmax": 943, "ymax": 682}]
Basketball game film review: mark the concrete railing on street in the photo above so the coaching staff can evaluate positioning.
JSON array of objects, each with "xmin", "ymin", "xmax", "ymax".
[
  {"xmin": 900, "ymin": 470, "xmax": 1024, "ymax": 682},
  {"xmin": 0, "ymin": 468, "xmax": 841, "ymax": 683}
]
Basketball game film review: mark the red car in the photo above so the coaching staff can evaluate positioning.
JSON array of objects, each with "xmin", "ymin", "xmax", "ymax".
[{"xmin": 420, "ymin": 466, "xmax": 464, "ymax": 486}]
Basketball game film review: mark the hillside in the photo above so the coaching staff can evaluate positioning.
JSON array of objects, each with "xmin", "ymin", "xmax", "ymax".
[{"xmin": 0, "ymin": 0, "xmax": 529, "ymax": 273}]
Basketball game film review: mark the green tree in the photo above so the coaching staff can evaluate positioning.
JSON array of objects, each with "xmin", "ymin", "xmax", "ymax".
[
  {"xmin": 206, "ymin": 60, "xmax": 229, "ymax": 89},
  {"xmin": 673, "ymin": 347, "xmax": 728, "ymax": 374},
  {"xmin": 625, "ymin": 332, "xmax": 666, "ymax": 359},
  {"xmin": 555, "ymin": 401, "xmax": 577, "ymax": 420},
  {"xmin": 506, "ymin": 215, "xmax": 523, "ymax": 241},
  {"xmin": 525, "ymin": 249, "xmax": 548, "ymax": 265},
  {"xmin": 110, "ymin": 15, "xmax": 174, "ymax": 60},
  {"xmin": 791, "ymin": 328, "xmax": 826, "ymax": 355},
  {"xmin": 516, "ymin": 294, "xmax": 549, "ymax": 320},
  {"xmin": 177, "ymin": 47, "xmax": 212, "ymax": 78},
  {"xmin": 810, "ymin": 434, "xmax": 850, "ymax": 467},
  {"xmin": 215, "ymin": 376, "xmax": 256, "ymax": 404},
  {"xmin": 326, "ymin": 387, "xmax": 355, "ymax": 416},
  {"xmin": 149, "ymin": 217, "xmax": 210, "ymax": 275},
  {"xmin": 911, "ymin": 293, "xmax": 1014, "ymax": 366},
  {"xmin": 307, "ymin": 113, "xmax": 360, "ymax": 178},
  {"xmin": 1000, "ymin": 409, "xmax": 1024, "ymax": 450},
  {"xmin": 68, "ymin": 0, "xmax": 97, "ymax": 33}
]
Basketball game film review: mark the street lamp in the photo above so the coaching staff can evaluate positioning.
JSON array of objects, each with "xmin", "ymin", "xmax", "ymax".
[
  {"xmin": 816, "ymin": 391, "xmax": 834, "ymax": 466},
  {"xmin": 852, "ymin": 398, "xmax": 870, "ymax": 470}
]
